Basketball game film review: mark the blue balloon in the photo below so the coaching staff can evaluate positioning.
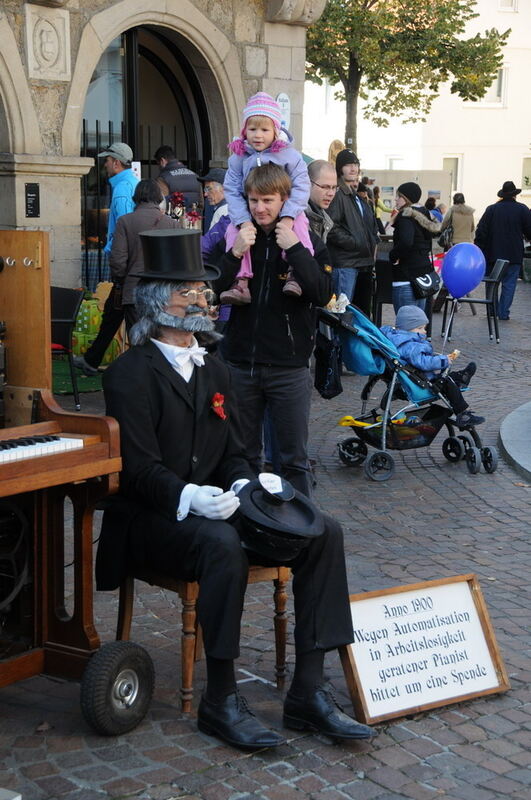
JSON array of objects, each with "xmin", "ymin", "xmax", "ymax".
[{"xmin": 441, "ymin": 243, "xmax": 486, "ymax": 298}]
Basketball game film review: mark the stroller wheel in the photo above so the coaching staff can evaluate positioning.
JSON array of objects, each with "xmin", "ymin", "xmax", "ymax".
[
  {"xmin": 338, "ymin": 438, "xmax": 368, "ymax": 466},
  {"xmin": 465, "ymin": 446, "xmax": 482, "ymax": 475},
  {"xmin": 364, "ymin": 451, "xmax": 395, "ymax": 482},
  {"xmin": 442, "ymin": 436, "xmax": 466, "ymax": 463},
  {"xmin": 481, "ymin": 445, "xmax": 498, "ymax": 474}
]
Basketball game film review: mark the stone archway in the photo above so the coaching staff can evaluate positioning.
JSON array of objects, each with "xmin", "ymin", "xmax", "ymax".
[
  {"xmin": 0, "ymin": 16, "xmax": 42, "ymax": 154},
  {"xmin": 62, "ymin": 0, "xmax": 245, "ymax": 162}
]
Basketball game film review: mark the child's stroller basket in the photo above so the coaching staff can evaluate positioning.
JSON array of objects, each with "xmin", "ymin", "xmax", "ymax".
[{"xmin": 354, "ymin": 405, "xmax": 452, "ymax": 451}]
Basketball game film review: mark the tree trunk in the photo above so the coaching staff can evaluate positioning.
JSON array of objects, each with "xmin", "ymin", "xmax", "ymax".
[{"xmin": 344, "ymin": 56, "xmax": 362, "ymax": 154}]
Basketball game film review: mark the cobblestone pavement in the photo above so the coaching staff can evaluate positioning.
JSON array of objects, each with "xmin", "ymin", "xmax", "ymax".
[{"xmin": 1, "ymin": 282, "xmax": 530, "ymax": 800}]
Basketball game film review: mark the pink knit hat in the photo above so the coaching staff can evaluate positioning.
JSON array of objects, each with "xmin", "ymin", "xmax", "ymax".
[{"xmin": 241, "ymin": 92, "xmax": 282, "ymax": 134}]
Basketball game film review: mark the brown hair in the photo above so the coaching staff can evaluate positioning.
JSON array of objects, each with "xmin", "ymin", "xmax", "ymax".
[{"xmin": 244, "ymin": 163, "xmax": 292, "ymax": 198}]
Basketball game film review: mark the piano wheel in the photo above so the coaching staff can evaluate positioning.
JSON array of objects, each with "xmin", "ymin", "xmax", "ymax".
[{"xmin": 80, "ymin": 641, "xmax": 155, "ymax": 736}]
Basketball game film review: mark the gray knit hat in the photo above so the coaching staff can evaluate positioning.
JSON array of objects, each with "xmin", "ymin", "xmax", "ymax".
[{"xmin": 395, "ymin": 305, "xmax": 429, "ymax": 331}]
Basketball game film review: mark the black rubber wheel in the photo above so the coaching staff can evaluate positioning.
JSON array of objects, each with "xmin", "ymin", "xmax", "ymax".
[
  {"xmin": 481, "ymin": 445, "xmax": 499, "ymax": 474},
  {"xmin": 363, "ymin": 451, "xmax": 395, "ymax": 482},
  {"xmin": 465, "ymin": 446, "xmax": 482, "ymax": 475},
  {"xmin": 80, "ymin": 641, "xmax": 155, "ymax": 736},
  {"xmin": 442, "ymin": 437, "xmax": 466, "ymax": 463},
  {"xmin": 338, "ymin": 437, "xmax": 368, "ymax": 466}
]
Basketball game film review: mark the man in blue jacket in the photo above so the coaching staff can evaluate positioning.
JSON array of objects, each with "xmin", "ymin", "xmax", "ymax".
[{"xmin": 475, "ymin": 181, "xmax": 531, "ymax": 320}]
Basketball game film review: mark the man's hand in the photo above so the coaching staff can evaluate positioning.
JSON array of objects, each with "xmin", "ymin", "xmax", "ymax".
[
  {"xmin": 190, "ymin": 485, "xmax": 240, "ymax": 520},
  {"xmin": 232, "ymin": 224, "xmax": 256, "ymax": 258},
  {"xmin": 275, "ymin": 219, "xmax": 299, "ymax": 251}
]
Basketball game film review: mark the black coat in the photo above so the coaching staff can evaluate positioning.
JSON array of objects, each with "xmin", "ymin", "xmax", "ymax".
[
  {"xmin": 96, "ymin": 342, "xmax": 254, "ymax": 590},
  {"xmin": 327, "ymin": 180, "xmax": 379, "ymax": 270},
  {"xmin": 475, "ymin": 197, "xmax": 531, "ymax": 266},
  {"xmin": 390, "ymin": 206, "xmax": 440, "ymax": 281}
]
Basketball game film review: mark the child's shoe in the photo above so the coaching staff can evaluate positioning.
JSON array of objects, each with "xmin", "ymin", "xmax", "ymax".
[
  {"xmin": 452, "ymin": 362, "xmax": 477, "ymax": 387},
  {"xmin": 455, "ymin": 410, "xmax": 485, "ymax": 428},
  {"xmin": 220, "ymin": 279, "xmax": 251, "ymax": 305},
  {"xmin": 283, "ymin": 270, "xmax": 302, "ymax": 297}
]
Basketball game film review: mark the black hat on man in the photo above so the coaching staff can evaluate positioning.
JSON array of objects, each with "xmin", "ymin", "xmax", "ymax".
[
  {"xmin": 198, "ymin": 167, "xmax": 227, "ymax": 184},
  {"xmin": 397, "ymin": 182, "xmax": 422, "ymax": 204},
  {"xmin": 497, "ymin": 180, "xmax": 521, "ymax": 198},
  {"xmin": 130, "ymin": 229, "xmax": 220, "ymax": 281},
  {"xmin": 335, "ymin": 149, "xmax": 360, "ymax": 177}
]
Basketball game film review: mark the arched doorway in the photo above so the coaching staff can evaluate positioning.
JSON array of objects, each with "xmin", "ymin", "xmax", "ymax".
[{"xmin": 80, "ymin": 25, "xmax": 216, "ymax": 288}]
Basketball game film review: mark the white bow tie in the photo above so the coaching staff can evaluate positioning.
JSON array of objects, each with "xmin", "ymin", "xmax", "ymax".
[{"xmin": 174, "ymin": 345, "xmax": 207, "ymax": 369}]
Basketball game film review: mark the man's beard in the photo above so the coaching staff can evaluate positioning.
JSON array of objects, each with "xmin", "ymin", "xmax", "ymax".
[{"xmin": 156, "ymin": 304, "xmax": 215, "ymax": 333}]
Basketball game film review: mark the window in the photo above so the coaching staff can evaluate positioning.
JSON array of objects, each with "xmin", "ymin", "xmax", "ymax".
[
  {"xmin": 387, "ymin": 156, "xmax": 404, "ymax": 170},
  {"xmin": 522, "ymin": 158, "xmax": 531, "ymax": 193},
  {"xmin": 443, "ymin": 157, "xmax": 459, "ymax": 193},
  {"xmin": 498, "ymin": 0, "xmax": 517, "ymax": 11}
]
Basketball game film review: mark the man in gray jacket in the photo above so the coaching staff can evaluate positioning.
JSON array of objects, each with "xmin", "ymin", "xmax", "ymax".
[
  {"xmin": 327, "ymin": 150, "xmax": 379, "ymax": 306},
  {"xmin": 306, "ymin": 160, "xmax": 336, "ymax": 243}
]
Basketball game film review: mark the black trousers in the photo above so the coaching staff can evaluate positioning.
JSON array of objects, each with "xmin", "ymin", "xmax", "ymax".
[
  {"xmin": 127, "ymin": 509, "xmax": 354, "ymax": 660},
  {"xmin": 84, "ymin": 289, "xmax": 138, "ymax": 368},
  {"xmin": 432, "ymin": 373, "xmax": 468, "ymax": 415}
]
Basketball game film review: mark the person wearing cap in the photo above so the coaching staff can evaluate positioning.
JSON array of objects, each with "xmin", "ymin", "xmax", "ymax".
[
  {"xmin": 381, "ymin": 305, "xmax": 484, "ymax": 428},
  {"xmin": 73, "ymin": 142, "xmax": 139, "ymax": 376},
  {"xmin": 153, "ymin": 145, "xmax": 202, "ymax": 211},
  {"xmin": 96, "ymin": 229, "xmax": 375, "ymax": 751},
  {"xmin": 198, "ymin": 167, "xmax": 228, "ymax": 231},
  {"xmin": 327, "ymin": 149, "xmax": 379, "ymax": 310},
  {"xmin": 474, "ymin": 181, "xmax": 531, "ymax": 320},
  {"xmin": 390, "ymin": 181, "xmax": 440, "ymax": 313}
]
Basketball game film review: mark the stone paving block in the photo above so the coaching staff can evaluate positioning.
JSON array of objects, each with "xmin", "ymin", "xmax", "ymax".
[
  {"xmin": 504, "ymin": 767, "xmax": 531, "ymax": 785},
  {"xmin": 339, "ymin": 780, "xmax": 387, "ymax": 799}
]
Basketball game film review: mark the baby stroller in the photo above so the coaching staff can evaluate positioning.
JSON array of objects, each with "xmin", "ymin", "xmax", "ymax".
[{"xmin": 318, "ymin": 305, "xmax": 498, "ymax": 482}]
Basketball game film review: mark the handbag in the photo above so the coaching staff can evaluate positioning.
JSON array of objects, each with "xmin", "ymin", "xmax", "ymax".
[
  {"xmin": 437, "ymin": 214, "xmax": 453, "ymax": 251},
  {"xmin": 313, "ymin": 330, "xmax": 343, "ymax": 399},
  {"xmin": 410, "ymin": 270, "xmax": 442, "ymax": 299}
]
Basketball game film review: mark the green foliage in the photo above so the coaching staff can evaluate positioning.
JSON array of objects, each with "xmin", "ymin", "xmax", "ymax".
[{"xmin": 306, "ymin": 0, "xmax": 510, "ymax": 143}]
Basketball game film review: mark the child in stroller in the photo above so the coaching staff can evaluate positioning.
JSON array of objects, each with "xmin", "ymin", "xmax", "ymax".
[{"xmin": 381, "ymin": 305, "xmax": 484, "ymax": 429}]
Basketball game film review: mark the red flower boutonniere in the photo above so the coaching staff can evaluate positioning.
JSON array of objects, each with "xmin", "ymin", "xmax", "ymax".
[{"xmin": 211, "ymin": 392, "xmax": 227, "ymax": 420}]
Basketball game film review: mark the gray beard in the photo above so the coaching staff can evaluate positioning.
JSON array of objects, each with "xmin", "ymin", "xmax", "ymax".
[{"xmin": 156, "ymin": 305, "xmax": 215, "ymax": 333}]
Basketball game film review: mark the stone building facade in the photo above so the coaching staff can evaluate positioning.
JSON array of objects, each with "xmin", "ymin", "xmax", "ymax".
[{"xmin": 0, "ymin": 0, "xmax": 326, "ymax": 285}]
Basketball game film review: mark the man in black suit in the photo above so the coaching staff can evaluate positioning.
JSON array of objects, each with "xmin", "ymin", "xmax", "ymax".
[{"xmin": 97, "ymin": 230, "xmax": 375, "ymax": 751}]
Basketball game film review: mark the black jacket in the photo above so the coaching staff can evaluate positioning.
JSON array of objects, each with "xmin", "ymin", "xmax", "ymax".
[
  {"xmin": 326, "ymin": 179, "xmax": 379, "ymax": 270},
  {"xmin": 214, "ymin": 226, "xmax": 332, "ymax": 368},
  {"xmin": 390, "ymin": 206, "xmax": 440, "ymax": 281},
  {"xmin": 475, "ymin": 197, "xmax": 531, "ymax": 266},
  {"xmin": 306, "ymin": 201, "xmax": 334, "ymax": 243},
  {"xmin": 158, "ymin": 159, "xmax": 202, "ymax": 209}
]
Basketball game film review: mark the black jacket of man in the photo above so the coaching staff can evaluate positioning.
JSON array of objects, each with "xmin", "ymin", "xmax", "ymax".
[
  {"xmin": 214, "ymin": 226, "xmax": 332, "ymax": 368},
  {"xmin": 475, "ymin": 197, "xmax": 531, "ymax": 267},
  {"xmin": 327, "ymin": 179, "xmax": 379, "ymax": 270}
]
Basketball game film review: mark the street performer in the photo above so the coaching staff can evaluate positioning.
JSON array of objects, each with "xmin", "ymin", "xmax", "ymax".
[{"xmin": 96, "ymin": 229, "xmax": 375, "ymax": 750}]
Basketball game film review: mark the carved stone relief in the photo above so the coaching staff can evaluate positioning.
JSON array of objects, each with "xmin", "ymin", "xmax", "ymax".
[
  {"xmin": 25, "ymin": 3, "xmax": 71, "ymax": 81},
  {"xmin": 266, "ymin": 0, "xmax": 327, "ymax": 25}
]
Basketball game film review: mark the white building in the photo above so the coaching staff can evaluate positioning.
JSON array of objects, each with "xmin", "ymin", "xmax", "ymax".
[{"xmin": 303, "ymin": 0, "xmax": 531, "ymax": 215}]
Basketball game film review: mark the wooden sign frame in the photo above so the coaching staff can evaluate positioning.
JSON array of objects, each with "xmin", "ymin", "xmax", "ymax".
[{"xmin": 339, "ymin": 574, "xmax": 510, "ymax": 725}]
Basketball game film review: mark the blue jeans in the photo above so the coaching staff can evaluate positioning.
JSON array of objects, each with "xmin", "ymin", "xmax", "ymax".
[
  {"xmin": 496, "ymin": 262, "xmax": 520, "ymax": 319},
  {"xmin": 392, "ymin": 284, "xmax": 426, "ymax": 314},
  {"xmin": 332, "ymin": 267, "xmax": 358, "ymax": 302}
]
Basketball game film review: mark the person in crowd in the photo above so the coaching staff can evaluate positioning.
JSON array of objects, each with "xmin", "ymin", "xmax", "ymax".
[
  {"xmin": 474, "ymin": 180, "xmax": 531, "ymax": 320},
  {"xmin": 327, "ymin": 149, "xmax": 379, "ymax": 307},
  {"xmin": 221, "ymin": 92, "xmax": 311, "ymax": 304},
  {"xmin": 153, "ymin": 145, "xmax": 202, "ymax": 211},
  {"xmin": 357, "ymin": 184, "xmax": 371, "ymax": 206},
  {"xmin": 360, "ymin": 175, "xmax": 374, "ymax": 203},
  {"xmin": 199, "ymin": 167, "xmax": 228, "ymax": 231},
  {"xmin": 432, "ymin": 193, "xmax": 476, "ymax": 312},
  {"xmin": 389, "ymin": 182, "xmax": 440, "ymax": 313},
  {"xmin": 425, "ymin": 197, "xmax": 443, "ymax": 223},
  {"xmin": 436, "ymin": 202, "xmax": 448, "ymax": 219},
  {"xmin": 382, "ymin": 305, "xmax": 484, "ymax": 428},
  {"xmin": 96, "ymin": 228, "xmax": 375, "ymax": 752},
  {"xmin": 373, "ymin": 186, "xmax": 393, "ymax": 235},
  {"xmin": 74, "ymin": 142, "xmax": 138, "ymax": 376},
  {"xmin": 213, "ymin": 163, "xmax": 332, "ymax": 498},
  {"xmin": 306, "ymin": 160, "xmax": 337, "ymax": 242}
]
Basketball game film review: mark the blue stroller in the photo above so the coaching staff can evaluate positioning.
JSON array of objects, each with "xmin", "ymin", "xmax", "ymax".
[{"xmin": 318, "ymin": 306, "xmax": 498, "ymax": 481}]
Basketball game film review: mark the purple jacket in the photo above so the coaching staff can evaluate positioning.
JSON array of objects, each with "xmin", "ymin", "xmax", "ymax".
[{"xmin": 224, "ymin": 131, "xmax": 310, "ymax": 226}]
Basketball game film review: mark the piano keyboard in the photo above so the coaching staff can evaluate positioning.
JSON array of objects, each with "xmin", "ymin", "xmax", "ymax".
[{"xmin": 0, "ymin": 434, "xmax": 83, "ymax": 464}]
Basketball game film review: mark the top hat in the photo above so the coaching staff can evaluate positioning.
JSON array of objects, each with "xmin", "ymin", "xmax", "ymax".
[
  {"xmin": 497, "ymin": 180, "xmax": 521, "ymax": 198},
  {"xmin": 237, "ymin": 475, "xmax": 325, "ymax": 562},
  {"xmin": 198, "ymin": 168, "xmax": 227, "ymax": 184},
  {"xmin": 130, "ymin": 230, "xmax": 220, "ymax": 282}
]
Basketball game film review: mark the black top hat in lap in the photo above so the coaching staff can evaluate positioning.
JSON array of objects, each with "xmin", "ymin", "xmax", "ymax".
[
  {"xmin": 497, "ymin": 180, "xmax": 521, "ymax": 198},
  {"xmin": 130, "ymin": 229, "xmax": 220, "ymax": 281}
]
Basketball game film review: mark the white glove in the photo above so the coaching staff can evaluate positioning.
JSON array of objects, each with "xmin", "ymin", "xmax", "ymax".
[{"xmin": 189, "ymin": 485, "xmax": 240, "ymax": 520}]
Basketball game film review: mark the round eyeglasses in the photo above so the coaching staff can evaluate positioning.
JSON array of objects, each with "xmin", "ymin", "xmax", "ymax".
[{"xmin": 176, "ymin": 287, "xmax": 216, "ymax": 304}]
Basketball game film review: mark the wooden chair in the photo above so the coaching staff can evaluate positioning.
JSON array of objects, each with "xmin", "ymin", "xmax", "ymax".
[
  {"xmin": 50, "ymin": 286, "xmax": 84, "ymax": 410},
  {"xmin": 116, "ymin": 564, "xmax": 292, "ymax": 713}
]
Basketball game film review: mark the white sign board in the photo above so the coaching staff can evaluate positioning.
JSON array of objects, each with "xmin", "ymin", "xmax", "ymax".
[
  {"xmin": 131, "ymin": 161, "xmax": 142, "ymax": 181},
  {"xmin": 340, "ymin": 575, "xmax": 509, "ymax": 724},
  {"xmin": 276, "ymin": 92, "xmax": 291, "ymax": 131}
]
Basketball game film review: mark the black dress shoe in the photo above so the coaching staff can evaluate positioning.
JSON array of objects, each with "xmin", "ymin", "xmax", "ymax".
[
  {"xmin": 198, "ymin": 692, "xmax": 286, "ymax": 751},
  {"xmin": 284, "ymin": 685, "xmax": 376, "ymax": 741}
]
